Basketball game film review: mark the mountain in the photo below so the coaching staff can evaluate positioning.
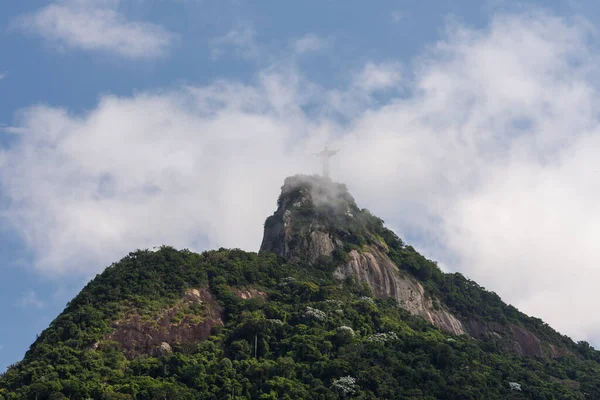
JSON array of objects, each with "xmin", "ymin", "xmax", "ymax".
[{"xmin": 2, "ymin": 174, "xmax": 600, "ymax": 399}]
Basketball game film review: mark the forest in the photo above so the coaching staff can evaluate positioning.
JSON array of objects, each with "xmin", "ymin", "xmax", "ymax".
[{"xmin": 1, "ymin": 245, "xmax": 599, "ymax": 399}]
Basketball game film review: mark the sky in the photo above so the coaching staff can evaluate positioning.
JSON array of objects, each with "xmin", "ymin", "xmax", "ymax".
[{"xmin": 2, "ymin": 0, "xmax": 600, "ymax": 371}]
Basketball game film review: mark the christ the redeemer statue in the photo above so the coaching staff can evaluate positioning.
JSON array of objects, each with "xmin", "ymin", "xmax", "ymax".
[{"xmin": 315, "ymin": 146, "xmax": 339, "ymax": 178}]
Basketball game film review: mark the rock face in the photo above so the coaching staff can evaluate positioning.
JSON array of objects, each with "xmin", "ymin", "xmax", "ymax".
[
  {"xmin": 465, "ymin": 319, "xmax": 570, "ymax": 358},
  {"xmin": 260, "ymin": 175, "xmax": 350, "ymax": 264},
  {"xmin": 260, "ymin": 175, "xmax": 465, "ymax": 336},
  {"xmin": 151, "ymin": 342, "xmax": 173, "ymax": 357},
  {"xmin": 233, "ymin": 288, "xmax": 268, "ymax": 300},
  {"xmin": 261, "ymin": 217, "xmax": 342, "ymax": 265},
  {"xmin": 105, "ymin": 288, "xmax": 223, "ymax": 358},
  {"xmin": 335, "ymin": 246, "xmax": 466, "ymax": 336}
]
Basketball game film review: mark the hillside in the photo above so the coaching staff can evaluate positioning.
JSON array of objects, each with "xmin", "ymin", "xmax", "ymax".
[{"xmin": 1, "ymin": 175, "xmax": 600, "ymax": 399}]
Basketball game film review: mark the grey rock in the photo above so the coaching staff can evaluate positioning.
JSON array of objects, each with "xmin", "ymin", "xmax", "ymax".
[
  {"xmin": 152, "ymin": 342, "xmax": 172, "ymax": 357},
  {"xmin": 335, "ymin": 246, "xmax": 466, "ymax": 336}
]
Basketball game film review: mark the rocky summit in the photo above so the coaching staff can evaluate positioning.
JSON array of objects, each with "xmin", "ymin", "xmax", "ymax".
[
  {"xmin": 261, "ymin": 175, "xmax": 465, "ymax": 336},
  {"xmin": 2, "ymin": 174, "xmax": 600, "ymax": 399}
]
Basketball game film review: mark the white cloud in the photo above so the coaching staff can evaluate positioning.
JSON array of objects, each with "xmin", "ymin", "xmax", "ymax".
[
  {"xmin": 0, "ymin": 70, "xmax": 320, "ymax": 272},
  {"xmin": 322, "ymin": 62, "xmax": 404, "ymax": 118},
  {"xmin": 293, "ymin": 34, "xmax": 331, "ymax": 55},
  {"xmin": 4, "ymin": 11, "xmax": 600, "ymax": 346},
  {"xmin": 210, "ymin": 29, "xmax": 330, "ymax": 61},
  {"xmin": 0, "ymin": 72, "xmax": 6, "ymax": 80},
  {"xmin": 14, "ymin": 0, "xmax": 176, "ymax": 59},
  {"xmin": 16, "ymin": 291, "xmax": 44, "ymax": 308},
  {"xmin": 354, "ymin": 62, "xmax": 403, "ymax": 92},
  {"xmin": 210, "ymin": 23, "xmax": 259, "ymax": 61}
]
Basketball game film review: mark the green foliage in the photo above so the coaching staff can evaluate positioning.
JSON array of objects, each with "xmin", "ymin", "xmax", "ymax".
[{"xmin": 2, "ymin": 245, "xmax": 600, "ymax": 399}]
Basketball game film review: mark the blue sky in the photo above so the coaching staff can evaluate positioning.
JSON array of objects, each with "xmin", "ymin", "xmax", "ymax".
[{"xmin": 3, "ymin": 0, "xmax": 600, "ymax": 371}]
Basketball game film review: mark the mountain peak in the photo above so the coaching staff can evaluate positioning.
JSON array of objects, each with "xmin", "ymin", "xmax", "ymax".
[
  {"xmin": 259, "ymin": 175, "xmax": 467, "ymax": 335},
  {"xmin": 276, "ymin": 174, "xmax": 357, "ymax": 216},
  {"xmin": 260, "ymin": 174, "xmax": 366, "ymax": 265}
]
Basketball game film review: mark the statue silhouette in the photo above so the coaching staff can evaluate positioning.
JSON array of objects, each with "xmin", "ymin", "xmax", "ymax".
[{"xmin": 315, "ymin": 146, "xmax": 339, "ymax": 178}]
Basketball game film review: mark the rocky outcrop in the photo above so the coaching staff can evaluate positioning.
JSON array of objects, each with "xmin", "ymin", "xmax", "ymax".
[
  {"xmin": 465, "ymin": 319, "xmax": 571, "ymax": 358},
  {"xmin": 308, "ymin": 230, "xmax": 339, "ymax": 262},
  {"xmin": 261, "ymin": 175, "xmax": 465, "ymax": 336},
  {"xmin": 105, "ymin": 288, "xmax": 223, "ymax": 358},
  {"xmin": 335, "ymin": 246, "xmax": 466, "ymax": 336},
  {"xmin": 260, "ymin": 176, "xmax": 350, "ymax": 264},
  {"xmin": 261, "ymin": 220, "xmax": 342, "ymax": 264},
  {"xmin": 510, "ymin": 324, "xmax": 544, "ymax": 357},
  {"xmin": 151, "ymin": 342, "xmax": 173, "ymax": 357},
  {"xmin": 233, "ymin": 288, "xmax": 268, "ymax": 300}
]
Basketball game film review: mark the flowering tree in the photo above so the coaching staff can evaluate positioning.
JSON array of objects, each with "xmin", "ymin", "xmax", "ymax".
[{"xmin": 331, "ymin": 376, "xmax": 357, "ymax": 397}]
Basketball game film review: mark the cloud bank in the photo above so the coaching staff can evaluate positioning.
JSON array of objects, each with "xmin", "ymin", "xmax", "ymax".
[
  {"xmin": 15, "ymin": 0, "xmax": 175, "ymax": 59},
  {"xmin": 2, "ymin": 11, "xmax": 600, "ymax": 344}
]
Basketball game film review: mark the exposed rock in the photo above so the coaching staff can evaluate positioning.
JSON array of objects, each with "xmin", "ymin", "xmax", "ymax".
[
  {"xmin": 509, "ymin": 382, "xmax": 522, "ymax": 391},
  {"xmin": 546, "ymin": 343, "xmax": 570, "ymax": 358},
  {"xmin": 308, "ymin": 230, "xmax": 337, "ymax": 263},
  {"xmin": 335, "ymin": 246, "xmax": 466, "ymax": 336},
  {"xmin": 260, "ymin": 175, "xmax": 353, "ymax": 263},
  {"xmin": 261, "ymin": 222, "xmax": 339, "ymax": 264},
  {"xmin": 464, "ymin": 319, "xmax": 573, "ymax": 358},
  {"xmin": 261, "ymin": 175, "xmax": 465, "ymax": 336},
  {"xmin": 151, "ymin": 342, "xmax": 172, "ymax": 357},
  {"xmin": 464, "ymin": 319, "xmax": 503, "ymax": 338},
  {"xmin": 183, "ymin": 288, "xmax": 204, "ymax": 305},
  {"xmin": 510, "ymin": 324, "xmax": 544, "ymax": 357},
  {"xmin": 105, "ymin": 287, "xmax": 223, "ymax": 358},
  {"xmin": 233, "ymin": 288, "xmax": 268, "ymax": 300}
]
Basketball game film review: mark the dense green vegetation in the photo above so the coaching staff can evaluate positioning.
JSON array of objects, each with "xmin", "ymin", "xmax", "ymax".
[{"xmin": 2, "ymin": 246, "xmax": 600, "ymax": 399}]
